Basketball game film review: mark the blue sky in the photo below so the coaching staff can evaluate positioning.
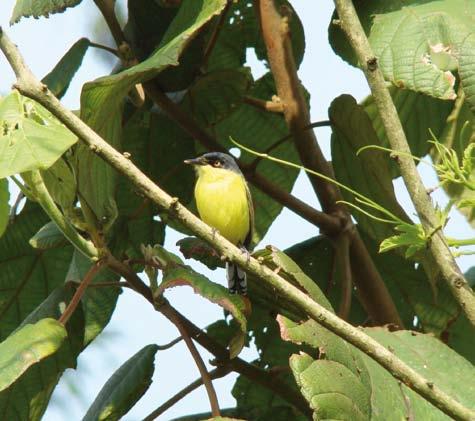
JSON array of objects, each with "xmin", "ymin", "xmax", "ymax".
[{"xmin": 0, "ymin": 1, "xmax": 473, "ymax": 419}]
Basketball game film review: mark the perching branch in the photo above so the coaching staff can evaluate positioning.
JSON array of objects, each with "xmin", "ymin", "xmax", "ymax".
[
  {"xmin": 256, "ymin": 0, "xmax": 402, "ymax": 326},
  {"xmin": 332, "ymin": 0, "xmax": 475, "ymax": 328},
  {"xmin": 1, "ymin": 28, "xmax": 473, "ymax": 420}
]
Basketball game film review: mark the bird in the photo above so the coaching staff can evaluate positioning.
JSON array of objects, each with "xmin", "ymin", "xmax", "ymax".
[{"xmin": 184, "ymin": 152, "xmax": 254, "ymax": 294}]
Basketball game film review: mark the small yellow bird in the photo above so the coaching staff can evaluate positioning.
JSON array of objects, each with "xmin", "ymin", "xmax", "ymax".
[{"xmin": 185, "ymin": 152, "xmax": 254, "ymax": 294}]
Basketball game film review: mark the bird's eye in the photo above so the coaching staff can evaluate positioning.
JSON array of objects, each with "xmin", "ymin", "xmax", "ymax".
[{"xmin": 213, "ymin": 160, "xmax": 222, "ymax": 168}]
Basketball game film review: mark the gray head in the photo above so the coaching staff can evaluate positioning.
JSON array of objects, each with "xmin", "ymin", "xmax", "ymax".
[{"xmin": 184, "ymin": 152, "xmax": 242, "ymax": 173}]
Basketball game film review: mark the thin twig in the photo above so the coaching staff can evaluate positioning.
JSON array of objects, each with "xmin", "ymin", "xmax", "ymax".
[
  {"xmin": 89, "ymin": 41, "xmax": 120, "ymax": 57},
  {"xmin": 256, "ymin": 0, "xmax": 402, "ymax": 326},
  {"xmin": 93, "ymin": 0, "xmax": 126, "ymax": 47},
  {"xmin": 59, "ymin": 261, "xmax": 104, "ymax": 325},
  {"xmin": 156, "ymin": 304, "xmax": 221, "ymax": 417},
  {"xmin": 332, "ymin": 0, "xmax": 475, "ymax": 328},
  {"xmin": 88, "ymin": 281, "xmax": 130, "ymax": 288},
  {"xmin": 2, "ymin": 27, "xmax": 473, "ymax": 420},
  {"xmin": 156, "ymin": 335, "xmax": 183, "ymax": 351},
  {"xmin": 143, "ymin": 367, "xmax": 230, "ymax": 421}
]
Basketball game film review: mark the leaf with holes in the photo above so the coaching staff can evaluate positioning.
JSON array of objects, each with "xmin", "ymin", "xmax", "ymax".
[
  {"xmin": 0, "ymin": 91, "xmax": 77, "ymax": 179},
  {"xmin": 177, "ymin": 237, "xmax": 224, "ymax": 270}
]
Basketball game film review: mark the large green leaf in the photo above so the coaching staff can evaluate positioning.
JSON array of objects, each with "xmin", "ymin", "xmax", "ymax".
[
  {"xmin": 10, "ymin": 0, "xmax": 83, "ymax": 24},
  {"xmin": 42, "ymin": 38, "xmax": 90, "ymax": 99},
  {"xmin": 0, "ymin": 201, "xmax": 73, "ymax": 339},
  {"xmin": 329, "ymin": 1, "xmax": 475, "ymax": 101},
  {"xmin": 282, "ymin": 317, "xmax": 475, "ymax": 420},
  {"xmin": 0, "ymin": 179, "xmax": 9, "ymax": 238},
  {"xmin": 76, "ymin": 0, "xmax": 226, "ymax": 224},
  {"xmin": 214, "ymin": 73, "xmax": 300, "ymax": 242},
  {"xmin": 330, "ymin": 94, "xmax": 411, "ymax": 243},
  {"xmin": 181, "ymin": 68, "xmax": 252, "ymax": 127},
  {"xmin": 0, "ymin": 318, "xmax": 66, "ymax": 392},
  {"xmin": 82, "ymin": 344, "xmax": 159, "ymax": 421},
  {"xmin": 362, "ymin": 87, "xmax": 454, "ymax": 177},
  {"xmin": 0, "ymin": 91, "xmax": 77, "ymax": 178},
  {"xmin": 0, "ymin": 286, "xmax": 85, "ymax": 420}
]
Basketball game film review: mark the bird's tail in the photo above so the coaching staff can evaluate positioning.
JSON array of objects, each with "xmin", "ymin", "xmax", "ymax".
[{"xmin": 226, "ymin": 262, "xmax": 247, "ymax": 295}]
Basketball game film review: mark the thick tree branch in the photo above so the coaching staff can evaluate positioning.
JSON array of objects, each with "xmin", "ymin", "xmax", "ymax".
[
  {"xmin": 1, "ymin": 28, "xmax": 472, "ymax": 420},
  {"xmin": 257, "ymin": 0, "xmax": 402, "ymax": 326},
  {"xmin": 332, "ymin": 0, "xmax": 475, "ymax": 328}
]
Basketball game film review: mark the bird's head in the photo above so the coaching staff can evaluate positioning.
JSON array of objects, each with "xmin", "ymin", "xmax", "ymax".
[{"xmin": 184, "ymin": 152, "xmax": 241, "ymax": 176}]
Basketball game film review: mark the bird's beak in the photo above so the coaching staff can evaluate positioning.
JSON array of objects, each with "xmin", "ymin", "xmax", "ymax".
[{"xmin": 184, "ymin": 157, "xmax": 205, "ymax": 165}]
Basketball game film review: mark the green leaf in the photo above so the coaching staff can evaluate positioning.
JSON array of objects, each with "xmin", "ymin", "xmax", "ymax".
[
  {"xmin": 158, "ymin": 265, "xmax": 248, "ymax": 339},
  {"xmin": 0, "ymin": 286, "xmax": 85, "ymax": 420},
  {"xmin": 0, "ymin": 201, "xmax": 74, "ymax": 340},
  {"xmin": 282, "ymin": 316, "xmax": 475, "ymax": 420},
  {"xmin": 177, "ymin": 237, "xmax": 224, "ymax": 270},
  {"xmin": 41, "ymin": 38, "xmax": 90, "ymax": 99},
  {"xmin": 82, "ymin": 344, "xmax": 159, "ymax": 421},
  {"xmin": 181, "ymin": 68, "xmax": 252, "ymax": 127},
  {"xmin": 10, "ymin": 0, "xmax": 83, "ymax": 24},
  {"xmin": 329, "ymin": 1, "xmax": 475, "ymax": 100},
  {"xmin": 362, "ymin": 87, "xmax": 453, "ymax": 177},
  {"xmin": 65, "ymin": 250, "xmax": 120, "ymax": 345},
  {"xmin": 40, "ymin": 156, "xmax": 77, "ymax": 212},
  {"xmin": 0, "ymin": 318, "xmax": 66, "ymax": 391},
  {"xmin": 0, "ymin": 178, "xmax": 9, "ymax": 238},
  {"xmin": 29, "ymin": 221, "xmax": 67, "ymax": 249},
  {"xmin": 285, "ymin": 236, "xmax": 367, "ymax": 325},
  {"xmin": 0, "ymin": 91, "xmax": 77, "ymax": 178},
  {"xmin": 330, "ymin": 94, "xmax": 411, "ymax": 243}
]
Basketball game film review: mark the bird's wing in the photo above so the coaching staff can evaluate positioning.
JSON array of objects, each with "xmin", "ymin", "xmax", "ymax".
[{"xmin": 244, "ymin": 180, "xmax": 254, "ymax": 249}]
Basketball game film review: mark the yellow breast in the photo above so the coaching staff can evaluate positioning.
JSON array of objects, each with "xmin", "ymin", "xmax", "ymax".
[{"xmin": 194, "ymin": 166, "xmax": 250, "ymax": 245}]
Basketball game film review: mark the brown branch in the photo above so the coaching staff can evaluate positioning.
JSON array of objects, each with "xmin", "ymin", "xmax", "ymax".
[
  {"xmin": 2, "ymin": 28, "xmax": 473, "ymax": 420},
  {"xmin": 93, "ymin": 0, "xmax": 126, "ymax": 47},
  {"xmin": 332, "ymin": 0, "xmax": 475, "ymax": 328},
  {"xmin": 59, "ymin": 261, "xmax": 104, "ymax": 325},
  {"xmin": 256, "ymin": 0, "xmax": 402, "ymax": 326},
  {"xmin": 162, "ymin": 298, "xmax": 221, "ymax": 417},
  {"xmin": 143, "ymin": 367, "xmax": 231, "ymax": 421},
  {"xmin": 334, "ymin": 233, "xmax": 352, "ymax": 320}
]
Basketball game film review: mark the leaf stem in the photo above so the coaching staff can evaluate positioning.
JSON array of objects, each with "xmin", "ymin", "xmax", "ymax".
[{"xmin": 21, "ymin": 171, "xmax": 98, "ymax": 259}]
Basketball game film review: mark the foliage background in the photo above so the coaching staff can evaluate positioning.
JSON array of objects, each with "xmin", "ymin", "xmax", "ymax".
[{"xmin": 0, "ymin": 0, "xmax": 473, "ymax": 419}]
